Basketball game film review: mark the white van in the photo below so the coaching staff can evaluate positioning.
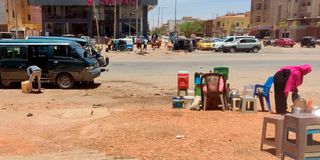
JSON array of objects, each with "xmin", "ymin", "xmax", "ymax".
[{"xmin": 214, "ymin": 36, "xmax": 255, "ymax": 52}]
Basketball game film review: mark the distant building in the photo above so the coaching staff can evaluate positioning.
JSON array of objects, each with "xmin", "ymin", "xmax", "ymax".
[
  {"xmin": 160, "ymin": 23, "xmax": 169, "ymax": 35},
  {"xmin": 250, "ymin": 0, "xmax": 320, "ymax": 40},
  {"xmin": 28, "ymin": 0, "xmax": 158, "ymax": 38},
  {"xmin": 167, "ymin": 16, "xmax": 200, "ymax": 32},
  {"xmin": 0, "ymin": 0, "xmax": 8, "ymax": 32},
  {"xmin": 203, "ymin": 19, "xmax": 215, "ymax": 37},
  {"xmin": 5, "ymin": 0, "xmax": 42, "ymax": 38},
  {"xmin": 287, "ymin": 0, "xmax": 320, "ymax": 40},
  {"xmin": 250, "ymin": 0, "xmax": 288, "ymax": 39},
  {"xmin": 213, "ymin": 12, "xmax": 250, "ymax": 38}
]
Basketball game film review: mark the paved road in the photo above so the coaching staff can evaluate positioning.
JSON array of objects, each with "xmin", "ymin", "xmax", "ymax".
[{"xmin": 103, "ymin": 48, "xmax": 320, "ymax": 94}]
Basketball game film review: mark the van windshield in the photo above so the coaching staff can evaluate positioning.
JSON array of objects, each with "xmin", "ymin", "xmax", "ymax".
[{"xmin": 71, "ymin": 43, "xmax": 85, "ymax": 58}]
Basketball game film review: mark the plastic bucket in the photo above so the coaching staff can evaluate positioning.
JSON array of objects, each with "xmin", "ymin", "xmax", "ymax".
[
  {"xmin": 172, "ymin": 96, "xmax": 184, "ymax": 108},
  {"xmin": 184, "ymin": 96, "xmax": 194, "ymax": 109}
]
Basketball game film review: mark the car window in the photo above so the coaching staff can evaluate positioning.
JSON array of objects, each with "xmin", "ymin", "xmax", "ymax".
[
  {"xmin": 247, "ymin": 39, "xmax": 257, "ymax": 43},
  {"xmin": 36, "ymin": 46, "xmax": 52, "ymax": 58},
  {"xmin": 0, "ymin": 46, "xmax": 27, "ymax": 59},
  {"xmin": 53, "ymin": 45, "xmax": 72, "ymax": 57},
  {"xmin": 225, "ymin": 38, "xmax": 234, "ymax": 42},
  {"xmin": 240, "ymin": 39, "xmax": 247, "ymax": 43}
]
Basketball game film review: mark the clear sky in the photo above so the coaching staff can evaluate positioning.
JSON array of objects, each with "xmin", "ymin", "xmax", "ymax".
[{"xmin": 148, "ymin": 0, "xmax": 251, "ymax": 28}]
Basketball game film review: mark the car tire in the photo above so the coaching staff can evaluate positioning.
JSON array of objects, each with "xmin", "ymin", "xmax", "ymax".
[
  {"xmin": 229, "ymin": 47, "xmax": 236, "ymax": 53},
  {"xmin": 0, "ymin": 80, "xmax": 11, "ymax": 88},
  {"xmin": 252, "ymin": 47, "xmax": 259, "ymax": 53},
  {"xmin": 56, "ymin": 73, "xmax": 74, "ymax": 89}
]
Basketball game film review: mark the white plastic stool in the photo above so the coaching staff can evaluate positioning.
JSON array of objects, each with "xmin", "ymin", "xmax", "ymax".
[{"xmin": 241, "ymin": 97, "xmax": 258, "ymax": 113}]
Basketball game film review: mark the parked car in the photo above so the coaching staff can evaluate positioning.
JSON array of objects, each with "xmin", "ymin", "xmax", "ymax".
[
  {"xmin": 317, "ymin": 39, "xmax": 320, "ymax": 45},
  {"xmin": 172, "ymin": 39, "xmax": 195, "ymax": 52},
  {"xmin": 196, "ymin": 40, "xmax": 214, "ymax": 50},
  {"xmin": 0, "ymin": 39, "xmax": 101, "ymax": 89},
  {"xmin": 214, "ymin": 36, "xmax": 255, "ymax": 52},
  {"xmin": 272, "ymin": 38, "xmax": 296, "ymax": 47},
  {"xmin": 221, "ymin": 38, "xmax": 261, "ymax": 53},
  {"xmin": 26, "ymin": 36, "xmax": 109, "ymax": 68},
  {"xmin": 301, "ymin": 36, "xmax": 316, "ymax": 48},
  {"xmin": 262, "ymin": 36, "xmax": 272, "ymax": 46}
]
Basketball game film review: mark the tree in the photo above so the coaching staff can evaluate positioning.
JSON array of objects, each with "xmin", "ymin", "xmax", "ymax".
[
  {"xmin": 150, "ymin": 27, "xmax": 165, "ymax": 36},
  {"xmin": 179, "ymin": 21, "xmax": 203, "ymax": 38}
]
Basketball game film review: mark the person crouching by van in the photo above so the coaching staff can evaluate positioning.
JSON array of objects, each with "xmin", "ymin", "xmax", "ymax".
[
  {"xmin": 27, "ymin": 65, "xmax": 42, "ymax": 93},
  {"xmin": 273, "ymin": 64, "xmax": 312, "ymax": 114}
]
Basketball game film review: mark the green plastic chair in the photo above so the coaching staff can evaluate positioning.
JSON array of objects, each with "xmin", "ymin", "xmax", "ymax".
[{"xmin": 214, "ymin": 67, "xmax": 229, "ymax": 80}]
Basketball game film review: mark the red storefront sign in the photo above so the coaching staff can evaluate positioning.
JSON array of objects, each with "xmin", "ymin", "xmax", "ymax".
[{"xmin": 99, "ymin": 0, "xmax": 138, "ymax": 5}]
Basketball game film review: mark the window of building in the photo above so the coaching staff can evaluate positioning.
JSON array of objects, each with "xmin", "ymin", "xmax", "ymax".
[
  {"xmin": 12, "ymin": 11, "xmax": 15, "ymax": 18},
  {"xmin": 307, "ymin": 2, "xmax": 311, "ymax": 6},
  {"xmin": 255, "ymin": 16, "xmax": 261, "ymax": 22},
  {"xmin": 256, "ymin": 3, "xmax": 262, "ymax": 10},
  {"xmin": 28, "ymin": 14, "xmax": 31, "ymax": 21}
]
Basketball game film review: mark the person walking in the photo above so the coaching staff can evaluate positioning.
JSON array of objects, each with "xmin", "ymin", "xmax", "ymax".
[
  {"xmin": 27, "ymin": 65, "xmax": 42, "ymax": 92},
  {"xmin": 273, "ymin": 64, "xmax": 312, "ymax": 114}
]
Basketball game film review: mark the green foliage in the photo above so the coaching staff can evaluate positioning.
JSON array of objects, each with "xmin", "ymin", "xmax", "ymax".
[
  {"xmin": 179, "ymin": 21, "xmax": 203, "ymax": 37},
  {"xmin": 150, "ymin": 27, "xmax": 165, "ymax": 35}
]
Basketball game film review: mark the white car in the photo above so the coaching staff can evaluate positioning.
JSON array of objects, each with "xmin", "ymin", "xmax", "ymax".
[
  {"xmin": 214, "ymin": 36, "xmax": 255, "ymax": 52},
  {"xmin": 221, "ymin": 38, "xmax": 262, "ymax": 53}
]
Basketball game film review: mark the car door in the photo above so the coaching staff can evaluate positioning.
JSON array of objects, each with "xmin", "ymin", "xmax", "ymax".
[
  {"xmin": 237, "ymin": 39, "xmax": 248, "ymax": 51},
  {"xmin": 51, "ymin": 45, "xmax": 86, "ymax": 80},
  {"xmin": 247, "ymin": 39, "xmax": 257, "ymax": 50},
  {"xmin": 0, "ymin": 45, "xmax": 28, "ymax": 82}
]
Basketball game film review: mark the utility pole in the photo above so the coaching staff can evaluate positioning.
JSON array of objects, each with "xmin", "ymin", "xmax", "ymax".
[
  {"xmin": 174, "ymin": 0, "xmax": 177, "ymax": 33},
  {"xmin": 136, "ymin": 0, "xmax": 139, "ymax": 37},
  {"xmin": 129, "ymin": 12, "xmax": 135, "ymax": 36},
  {"xmin": 13, "ymin": 0, "xmax": 18, "ymax": 38},
  {"xmin": 157, "ymin": 7, "xmax": 160, "ymax": 28},
  {"xmin": 113, "ymin": 0, "xmax": 117, "ymax": 38},
  {"xmin": 92, "ymin": 0, "xmax": 100, "ymax": 42}
]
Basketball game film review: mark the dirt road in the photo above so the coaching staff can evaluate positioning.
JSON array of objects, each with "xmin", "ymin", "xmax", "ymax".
[{"xmin": 0, "ymin": 46, "xmax": 319, "ymax": 159}]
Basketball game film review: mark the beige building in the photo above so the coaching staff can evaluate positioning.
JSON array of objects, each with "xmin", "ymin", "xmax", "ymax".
[
  {"xmin": 0, "ymin": 0, "xmax": 8, "ymax": 32},
  {"xmin": 250, "ymin": 0, "xmax": 289, "ymax": 38},
  {"xmin": 287, "ymin": 0, "xmax": 320, "ymax": 40},
  {"xmin": 6, "ymin": 0, "xmax": 42, "ymax": 38},
  {"xmin": 213, "ymin": 12, "xmax": 251, "ymax": 38},
  {"xmin": 250, "ymin": 0, "xmax": 320, "ymax": 40}
]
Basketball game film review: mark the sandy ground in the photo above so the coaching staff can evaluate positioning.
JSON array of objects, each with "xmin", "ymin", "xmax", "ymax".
[{"xmin": 0, "ymin": 45, "xmax": 320, "ymax": 160}]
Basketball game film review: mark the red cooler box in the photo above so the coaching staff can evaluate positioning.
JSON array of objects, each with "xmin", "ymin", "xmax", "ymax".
[{"xmin": 177, "ymin": 71, "xmax": 189, "ymax": 90}]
